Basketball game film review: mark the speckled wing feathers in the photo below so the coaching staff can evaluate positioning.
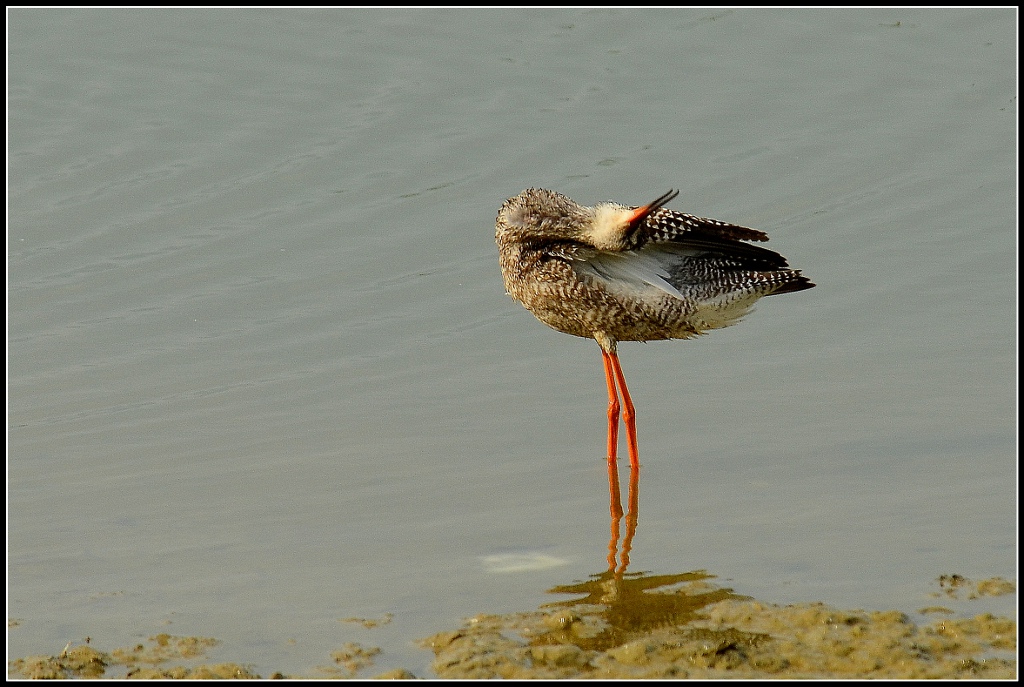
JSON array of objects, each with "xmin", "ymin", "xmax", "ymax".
[{"xmin": 643, "ymin": 207, "xmax": 770, "ymax": 244}]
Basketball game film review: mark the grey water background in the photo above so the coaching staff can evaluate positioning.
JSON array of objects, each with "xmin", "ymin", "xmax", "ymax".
[{"xmin": 8, "ymin": 8, "xmax": 1015, "ymax": 677}]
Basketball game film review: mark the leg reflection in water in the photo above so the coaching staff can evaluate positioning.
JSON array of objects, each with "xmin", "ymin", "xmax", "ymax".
[{"xmin": 607, "ymin": 458, "xmax": 639, "ymax": 577}]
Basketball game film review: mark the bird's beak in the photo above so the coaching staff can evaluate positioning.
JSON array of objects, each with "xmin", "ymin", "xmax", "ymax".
[{"xmin": 627, "ymin": 189, "xmax": 679, "ymax": 227}]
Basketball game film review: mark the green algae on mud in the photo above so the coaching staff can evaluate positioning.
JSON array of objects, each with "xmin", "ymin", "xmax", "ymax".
[
  {"xmin": 420, "ymin": 573, "xmax": 1016, "ymax": 680},
  {"xmin": 8, "ymin": 635, "xmax": 259, "ymax": 680},
  {"xmin": 7, "ymin": 574, "xmax": 1016, "ymax": 679}
]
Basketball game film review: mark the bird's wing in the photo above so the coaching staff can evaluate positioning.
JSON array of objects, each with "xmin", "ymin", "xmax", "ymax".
[
  {"xmin": 643, "ymin": 208, "xmax": 770, "ymax": 244},
  {"xmin": 572, "ymin": 241, "xmax": 809, "ymax": 302},
  {"xmin": 570, "ymin": 246, "xmax": 685, "ymax": 299}
]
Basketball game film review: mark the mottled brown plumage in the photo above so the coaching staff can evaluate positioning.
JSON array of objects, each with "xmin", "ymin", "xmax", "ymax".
[{"xmin": 495, "ymin": 188, "xmax": 814, "ymax": 468}]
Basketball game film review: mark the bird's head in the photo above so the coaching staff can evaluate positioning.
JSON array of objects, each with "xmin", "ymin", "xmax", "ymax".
[
  {"xmin": 584, "ymin": 189, "xmax": 679, "ymax": 251},
  {"xmin": 496, "ymin": 188, "xmax": 679, "ymax": 252}
]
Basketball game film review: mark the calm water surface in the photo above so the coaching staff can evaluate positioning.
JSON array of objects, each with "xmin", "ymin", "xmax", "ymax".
[{"xmin": 8, "ymin": 8, "xmax": 1016, "ymax": 677}]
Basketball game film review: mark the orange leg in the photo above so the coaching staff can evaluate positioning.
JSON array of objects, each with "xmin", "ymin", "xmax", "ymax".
[
  {"xmin": 602, "ymin": 349, "xmax": 624, "ymax": 521},
  {"xmin": 601, "ymin": 349, "xmax": 621, "ymax": 463},
  {"xmin": 607, "ymin": 351, "xmax": 640, "ymax": 469},
  {"xmin": 602, "ymin": 345, "xmax": 640, "ymax": 572}
]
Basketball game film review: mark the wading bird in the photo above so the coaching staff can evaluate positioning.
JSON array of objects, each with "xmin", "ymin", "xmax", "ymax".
[{"xmin": 495, "ymin": 188, "xmax": 814, "ymax": 469}]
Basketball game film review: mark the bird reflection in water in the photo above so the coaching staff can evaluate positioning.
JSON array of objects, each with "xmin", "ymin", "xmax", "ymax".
[{"xmin": 540, "ymin": 474, "xmax": 752, "ymax": 658}]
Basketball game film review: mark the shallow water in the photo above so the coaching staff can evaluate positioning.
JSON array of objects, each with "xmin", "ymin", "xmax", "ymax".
[{"xmin": 8, "ymin": 8, "xmax": 1016, "ymax": 677}]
